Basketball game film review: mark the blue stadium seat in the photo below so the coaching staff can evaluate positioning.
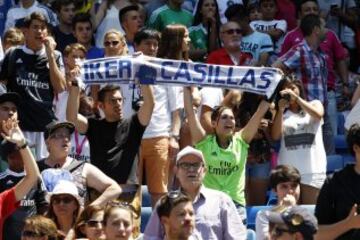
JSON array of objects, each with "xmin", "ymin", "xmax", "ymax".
[
  {"xmin": 142, "ymin": 185, "xmax": 152, "ymax": 207},
  {"xmin": 246, "ymin": 206, "xmax": 271, "ymax": 230},
  {"xmin": 337, "ymin": 112, "xmax": 346, "ymax": 135},
  {"xmin": 266, "ymin": 190, "xmax": 277, "ymax": 206},
  {"xmin": 334, "ymin": 135, "xmax": 348, "ymax": 154},
  {"xmin": 140, "ymin": 206, "xmax": 153, "ymax": 233},
  {"xmin": 326, "ymin": 154, "xmax": 343, "ymax": 173},
  {"xmin": 343, "ymin": 154, "xmax": 355, "ymax": 166}
]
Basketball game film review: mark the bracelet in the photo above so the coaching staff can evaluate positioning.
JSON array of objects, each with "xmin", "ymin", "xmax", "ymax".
[{"xmin": 18, "ymin": 140, "xmax": 28, "ymax": 149}]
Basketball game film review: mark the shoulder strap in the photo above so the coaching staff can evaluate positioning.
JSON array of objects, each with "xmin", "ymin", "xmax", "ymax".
[
  {"xmin": 6, "ymin": 47, "xmax": 18, "ymax": 80},
  {"xmin": 65, "ymin": 158, "xmax": 84, "ymax": 173}
]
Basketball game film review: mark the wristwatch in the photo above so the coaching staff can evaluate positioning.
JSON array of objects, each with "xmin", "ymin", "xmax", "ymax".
[{"xmin": 18, "ymin": 140, "xmax": 28, "ymax": 149}]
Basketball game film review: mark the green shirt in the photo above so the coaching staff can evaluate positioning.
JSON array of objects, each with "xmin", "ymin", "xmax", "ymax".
[
  {"xmin": 189, "ymin": 24, "xmax": 207, "ymax": 50},
  {"xmin": 195, "ymin": 133, "xmax": 249, "ymax": 206},
  {"xmin": 147, "ymin": 4, "xmax": 193, "ymax": 32}
]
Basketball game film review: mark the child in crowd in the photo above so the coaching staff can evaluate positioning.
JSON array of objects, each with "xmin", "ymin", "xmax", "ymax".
[
  {"xmin": 250, "ymin": 0, "xmax": 287, "ymax": 63},
  {"xmin": 248, "ymin": 3, "xmax": 262, "ymax": 22},
  {"xmin": 256, "ymin": 165, "xmax": 301, "ymax": 239}
]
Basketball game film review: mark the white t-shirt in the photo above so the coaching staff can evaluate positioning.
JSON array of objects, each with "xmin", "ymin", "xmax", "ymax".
[
  {"xmin": 250, "ymin": 19, "xmax": 287, "ymax": 54},
  {"xmin": 278, "ymin": 109, "xmax": 327, "ymax": 175},
  {"xmin": 69, "ymin": 131, "xmax": 91, "ymax": 162},
  {"xmin": 53, "ymin": 91, "xmax": 69, "ymax": 122},
  {"xmin": 143, "ymin": 86, "xmax": 183, "ymax": 139},
  {"xmin": 199, "ymin": 87, "xmax": 223, "ymax": 114}
]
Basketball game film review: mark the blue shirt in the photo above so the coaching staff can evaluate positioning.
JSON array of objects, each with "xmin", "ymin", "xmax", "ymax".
[{"xmin": 241, "ymin": 31, "xmax": 273, "ymax": 62}]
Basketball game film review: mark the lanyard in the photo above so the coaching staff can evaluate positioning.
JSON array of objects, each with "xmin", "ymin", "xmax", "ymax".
[{"xmin": 74, "ymin": 130, "xmax": 87, "ymax": 155}]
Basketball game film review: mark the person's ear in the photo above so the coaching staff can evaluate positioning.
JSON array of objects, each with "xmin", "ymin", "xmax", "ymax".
[
  {"xmin": 353, "ymin": 144, "xmax": 360, "ymax": 154},
  {"xmin": 98, "ymin": 101, "xmax": 105, "ymax": 110},
  {"xmin": 160, "ymin": 216, "xmax": 169, "ymax": 226}
]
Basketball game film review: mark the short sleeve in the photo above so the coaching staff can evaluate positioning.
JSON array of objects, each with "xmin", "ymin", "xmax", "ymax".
[
  {"xmin": 260, "ymin": 33, "xmax": 274, "ymax": 53},
  {"xmin": 0, "ymin": 187, "xmax": 19, "ymax": 219}
]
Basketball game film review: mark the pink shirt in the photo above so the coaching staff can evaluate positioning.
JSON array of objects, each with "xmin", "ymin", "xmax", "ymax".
[
  {"xmin": 280, "ymin": 27, "xmax": 347, "ymax": 90},
  {"xmin": 275, "ymin": 0, "xmax": 297, "ymax": 31}
]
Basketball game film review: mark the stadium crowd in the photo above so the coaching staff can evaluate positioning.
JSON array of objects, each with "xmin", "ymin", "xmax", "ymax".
[{"xmin": 0, "ymin": 0, "xmax": 360, "ymax": 239}]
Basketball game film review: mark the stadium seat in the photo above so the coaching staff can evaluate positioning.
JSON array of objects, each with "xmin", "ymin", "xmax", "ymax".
[
  {"xmin": 266, "ymin": 190, "xmax": 277, "ymax": 206},
  {"xmin": 246, "ymin": 205, "xmax": 271, "ymax": 230},
  {"xmin": 326, "ymin": 154, "xmax": 343, "ymax": 174},
  {"xmin": 334, "ymin": 135, "xmax": 348, "ymax": 154},
  {"xmin": 337, "ymin": 112, "xmax": 346, "ymax": 135},
  {"xmin": 343, "ymin": 154, "xmax": 355, "ymax": 166},
  {"xmin": 140, "ymin": 206, "xmax": 153, "ymax": 233},
  {"xmin": 142, "ymin": 185, "xmax": 152, "ymax": 207}
]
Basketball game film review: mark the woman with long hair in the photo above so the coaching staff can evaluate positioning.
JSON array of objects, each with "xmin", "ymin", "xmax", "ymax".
[
  {"xmin": 21, "ymin": 215, "xmax": 59, "ymax": 240},
  {"xmin": 75, "ymin": 205, "xmax": 105, "ymax": 240},
  {"xmin": 189, "ymin": 0, "xmax": 221, "ymax": 61},
  {"xmin": 271, "ymin": 77, "xmax": 327, "ymax": 204}
]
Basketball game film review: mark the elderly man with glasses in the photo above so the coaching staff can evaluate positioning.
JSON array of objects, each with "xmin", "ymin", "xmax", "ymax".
[{"xmin": 144, "ymin": 146, "xmax": 247, "ymax": 240}]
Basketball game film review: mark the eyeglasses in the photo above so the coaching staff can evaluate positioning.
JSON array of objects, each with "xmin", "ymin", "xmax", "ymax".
[
  {"xmin": 50, "ymin": 132, "xmax": 71, "ymax": 139},
  {"xmin": 177, "ymin": 162, "xmax": 204, "ymax": 171},
  {"xmin": 104, "ymin": 40, "xmax": 120, "ymax": 47},
  {"xmin": 271, "ymin": 227, "xmax": 296, "ymax": 238},
  {"xmin": 221, "ymin": 28, "xmax": 243, "ymax": 35},
  {"xmin": 87, "ymin": 220, "xmax": 103, "ymax": 228},
  {"xmin": 52, "ymin": 196, "xmax": 74, "ymax": 205},
  {"xmin": 22, "ymin": 230, "xmax": 44, "ymax": 238}
]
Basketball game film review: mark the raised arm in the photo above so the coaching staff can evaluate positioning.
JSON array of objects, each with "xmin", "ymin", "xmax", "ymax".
[
  {"xmin": 184, "ymin": 87, "xmax": 206, "ymax": 144},
  {"xmin": 44, "ymin": 37, "xmax": 66, "ymax": 93},
  {"xmin": 137, "ymin": 85, "xmax": 155, "ymax": 126},
  {"xmin": 66, "ymin": 69, "xmax": 89, "ymax": 134},
  {"xmin": 240, "ymin": 100, "xmax": 270, "ymax": 144},
  {"xmin": 1, "ymin": 119, "xmax": 40, "ymax": 201},
  {"xmin": 84, "ymin": 163, "xmax": 122, "ymax": 207},
  {"xmin": 270, "ymin": 99, "xmax": 287, "ymax": 141}
]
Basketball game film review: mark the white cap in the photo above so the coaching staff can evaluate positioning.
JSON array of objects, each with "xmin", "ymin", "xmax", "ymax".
[
  {"xmin": 176, "ymin": 146, "xmax": 205, "ymax": 163},
  {"xmin": 46, "ymin": 180, "xmax": 81, "ymax": 205}
]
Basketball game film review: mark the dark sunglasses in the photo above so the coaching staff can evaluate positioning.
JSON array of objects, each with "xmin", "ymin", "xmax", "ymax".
[
  {"xmin": 87, "ymin": 220, "xmax": 103, "ymax": 228},
  {"xmin": 272, "ymin": 227, "xmax": 296, "ymax": 237},
  {"xmin": 104, "ymin": 40, "xmax": 120, "ymax": 47},
  {"xmin": 177, "ymin": 162, "xmax": 204, "ymax": 170},
  {"xmin": 52, "ymin": 196, "xmax": 74, "ymax": 205},
  {"xmin": 22, "ymin": 230, "xmax": 44, "ymax": 238},
  {"xmin": 222, "ymin": 28, "xmax": 243, "ymax": 35}
]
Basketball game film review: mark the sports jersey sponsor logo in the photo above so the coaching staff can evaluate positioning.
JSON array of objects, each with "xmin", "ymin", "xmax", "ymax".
[{"xmin": 16, "ymin": 72, "xmax": 50, "ymax": 90}]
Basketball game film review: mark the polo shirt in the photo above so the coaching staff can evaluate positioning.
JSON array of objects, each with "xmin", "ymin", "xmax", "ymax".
[{"xmin": 207, "ymin": 48, "xmax": 253, "ymax": 66}]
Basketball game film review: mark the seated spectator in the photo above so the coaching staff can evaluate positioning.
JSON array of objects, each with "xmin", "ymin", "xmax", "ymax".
[
  {"xmin": 5, "ymin": 0, "xmax": 57, "ymax": 32},
  {"xmin": 250, "ymin": 0, "xmax": 287, "ymax": 63},
  {"xmin": 144, "ymin": 146, "xmax": 247, "ymax": 239},
  {"xmin": 21, "ymin": 215, "xmax": 58, "ymax": 240},
  {"xmin": 271, "ymin": 78, "xmax": 327, "ymax": 204},
  {"xmin": 189, "ymin": 0, "xmax": 221, "ymax": 62},
  {"xmin": 103, "ymin": 202, "xmax": 136, "ymax": 240},
  {"xmin": 315, "ymin": 124, "xmax": 360, "ymax": 239},
  {"xmin": 119, "ymin": 5, "xmax": 143, "ymax": 53},
  {"xmin": 184, "ymin": 85, "xmax": 270, "ymax": 222},
  {"xmin": 52, "ymin": 0, "xmax": 77, "ymax": 53},
  {"xmin": 75, "ymin": 205, "xmax": 105, "ymax": 240},
  {"xmin": 267, "ymin": 206, "xmax": 318, "ymax": 239},
  {"xmin": 225, "ymin": 4, "xmax": 273, "ymax": 67},
  {"xmin": 147, "ymin": 0, "xmax": 193, "ymax": 32},
  {"xmin": 0, "ymin": 116, "xmax": 41, "ymax": 240},
  {"xmin": 46, "ymin": 180, "xmax": 81, "ymax": 239},
  {"xmin": 37, "ymin": 121, "xmax": 122, "ymax": 206},
  {"xmin": 2, "ymin": 27, "xmax": 25, "ymax": 53},
  {"xmin": 207, "ymin": 21, "xmax": 254, "ymax": 66},
  {"xmin": 157, "ymin": 192, "xmax": 201, "ymax": 239},
  {"xmin": 256, "ymin": 165, "xmax": 301, "ymax": 239}
]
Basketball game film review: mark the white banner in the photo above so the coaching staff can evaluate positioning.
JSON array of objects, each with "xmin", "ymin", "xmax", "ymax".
[{"xmin": 80, "ymin": 55, "xmax": 283, "ymax": 98}]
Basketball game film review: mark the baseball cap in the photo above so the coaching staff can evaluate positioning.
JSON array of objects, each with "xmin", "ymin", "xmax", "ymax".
[
  {"xmin": 44, "ymin": 121, "xmax": 75, "ymax": 139},
  {"xmin": 267, "ymin": 206, "xmax": 318, "ymax": 239},
  {"xmin": 0, "ymin": 85, "xmax": 20, "ymax": 106},
  {"xmin": 176, "ymin": 146, "xmax": 205, "ymax": 163}
]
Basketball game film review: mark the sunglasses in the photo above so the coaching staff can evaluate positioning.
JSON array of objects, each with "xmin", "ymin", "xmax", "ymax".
[
  {"xmin": 87, "ymin": 220, "xmax": 103, "ymax": 228},
  {"xmin": 104, "ymin": 40, "xmax": 120, "ymax": 47},
  {"xmin": 22, "ymin": 230, "xmax": 44, "ymax": 238},
  {"xmin": 272, "ymin": 227, "xmax": 296, "ymax": 237},
  {"xmin": 221, "ymin": 28, "xmax": 243, "ymax": 35},
  {"xmin": 52, "ymin": 196, "xmax": 74, "ymax": 205},
  {"xmin": 50, "ymin": 132, "xmax": 71, "ymax": 139},
  {"xmin": 177, "ymin": 162, "xmax": 204, "ymax": 171}
]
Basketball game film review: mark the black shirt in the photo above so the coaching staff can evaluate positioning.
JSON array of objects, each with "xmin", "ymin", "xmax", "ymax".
[
  {"xmin": 315, "ymin": 164, "xmax": 360, "ymax": 239},
  {"xmin": 86, "ymin": 114, "xmax": 146, "ymax": 183},
  {"xmin": 0, "ymin": 169, "xmax": 48, "ymax": 240},
  {"xmin": 0, "ymin": 46, "xmax": 63, "ymax": 131},
  {"xmin": 52, "ymin": 26, "xmax": 77, "ymax": 54}
]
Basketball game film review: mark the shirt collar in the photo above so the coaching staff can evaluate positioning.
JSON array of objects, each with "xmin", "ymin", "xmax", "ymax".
[{"xmin": 22, "ymin": 45, "xmax": 46, "ymax": 55}]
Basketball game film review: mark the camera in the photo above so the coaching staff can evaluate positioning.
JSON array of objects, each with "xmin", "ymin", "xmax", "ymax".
[{"xmin": 282, "ymin": 93, "xmax": 291, "ymax": 101}]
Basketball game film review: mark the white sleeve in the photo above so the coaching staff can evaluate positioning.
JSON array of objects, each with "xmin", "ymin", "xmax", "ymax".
[
  {"xmin": 256, "ymin": 210, "xmax": 271, "ymax": 240},
  {"xmin": 276, "ymin": 20, "xmax": 287, "ymax": 33},
  {"xmin": 200, "ymin": 87, "xmax": 223, "ymax": 109},
  {"xmin": 167, "ymin": 86, "xmax": 183, "ymax": 112}
]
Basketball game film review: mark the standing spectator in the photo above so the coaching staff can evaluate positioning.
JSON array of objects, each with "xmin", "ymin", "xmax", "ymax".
[
  {"xmin": 280, "ymin": 0, "xmax": 350, "ymax": 137},
  {"xmin": 37, "ymin": 121, "xmax": 122, "ymax": 206},
  {"xmin": 184, "ymin": 85, "xmax": 271, "ymax": 222},
  {"xmin": 119, "ymin": 5, "xmax": 143, "ymax": 54},
  {"xmin": 0, "ymin": 12, "xmax": 66, "ymax": 160},
  {"xmin": 73, "ymin": 13, "xmax": 104, "ymax": 60},
  {"xmin": 317, "ymin": 0, "xmax": 358, "ymax": 70},
  {"xmin": 250, "ymin": 0, "xmax": 287, "ymax": 63},
  {"xmin": 52, "ymin": 0, "xmax": 77, "ymax": 53},
  {"xmin": 157, "ymin": 192, "xmax": 201, "ymax": 239},
  {"xmin": 315, "ymin": 124, "xmax": 360, "ymax": 239},
  {"xmin": 225, "ymin": 4, "xmax": 273, "ymax": 67},
  {"xmin": 147, "ymin": 0, "xmax": 193, "ymax": 32},
  {"xmin": 207, "ymin": 21, "xmax": 254, "ymax": 66},
  {"xmin": 0, "ymin": 117, "xmax": 41, "ymax": 240},
  {"xmin": 135, "ymin": 28, "xmax": 184, "ymax": 206},
  {"xmin": 144, "ymin": 146, "xmax": 247, "ymax": 239},
  {"xmin": 271, "ymin": 79, "xmax": 326, "ymax": 204},
  {"xmin": 273, "ymin": 14, "xmax": 335, "ymax": 155},
  {"xmin": 4, "ymin": 0, "xmax": 57, "ymax": 32},
  {"xmin": 189, "ymin": 0, "xmax": 221, "ymax": 62}
]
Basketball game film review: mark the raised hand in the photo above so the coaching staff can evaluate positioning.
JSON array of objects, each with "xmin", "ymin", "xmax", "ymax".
[{"xmin": 1, "ymin": 118, "xmax": 26, "ymax": 147}]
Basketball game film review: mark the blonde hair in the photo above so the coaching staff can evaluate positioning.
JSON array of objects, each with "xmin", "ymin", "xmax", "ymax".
[
  {"xmin": 63, "ymin": 43, "xmax": 87, "ymax": 57},
  {"xmin": 3, "ymin": 27, "xmax": 25, "ymax": 49},
  {"xmin": 104, "ymin": 29, "xmax": 128, "ymax": 55}
]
